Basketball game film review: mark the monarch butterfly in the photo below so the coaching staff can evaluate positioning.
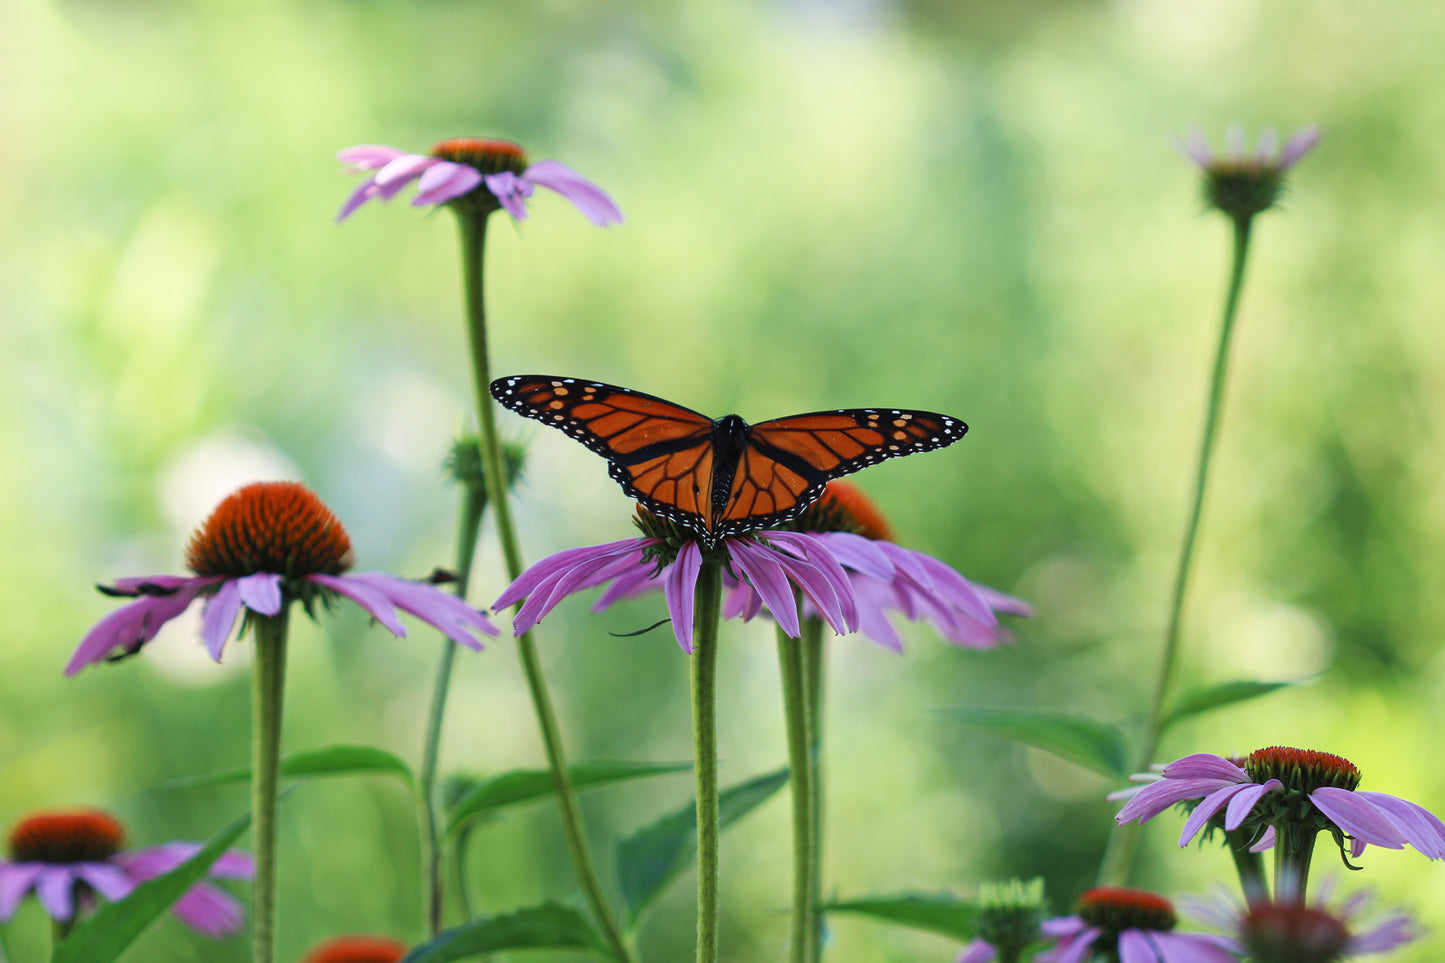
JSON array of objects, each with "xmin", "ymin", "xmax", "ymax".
[{"xmin": 490, "ymin": 375, "xmax": 967, "ymax": 545}]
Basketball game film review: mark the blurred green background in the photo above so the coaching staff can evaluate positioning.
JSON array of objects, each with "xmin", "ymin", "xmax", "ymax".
[{"xmin": 4, "ymin": 0, "xmax": 1445, "ymax": 959}]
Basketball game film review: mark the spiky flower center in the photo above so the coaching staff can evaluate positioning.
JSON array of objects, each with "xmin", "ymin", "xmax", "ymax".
[
  {"xmin": 430, "ymin": 138, "xmax": 529, "ymax": 177},
  {"xmin": 8, "ymin": 810, "xmax": 125, "ymax": 863},
  {"xmin": 1077, "ymin": 887, "xmax": 1177, "ymax": 933},
  {"xmin": 1203, "ymin": 163, "xmax": 1285, "ymax": 220},
  {"xmin": 185, "ymin": 481, "xmax": 355, "ymax": 578},
  {"xmin": 1245, "ymin": 747, "xmax": 1362, "ymax": 793},
  {"xmin": 1240, "ymin": 903, "xmax": 1349, "ymax": 963},
  {"xmin": 975, "ymin": 877, "xmax": 1047, "ymax": 950},
  {"xmin": 302, "ymin": 936, "xmax": 408, "ymax": 963},
  {"xmin": 792, "ymin": 481, "xmax": 893, "ymax": 540},
  {"xmin": 631, "ymin": 507, "xmax": 738, "ymax": 567}
]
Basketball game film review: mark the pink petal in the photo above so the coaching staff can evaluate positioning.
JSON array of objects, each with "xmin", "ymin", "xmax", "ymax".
[
  {"xmin": 74, "ymin": 863, "xmax": 134, "ymax": 901},
  {"xmin": 727, "ymin": 539, "xmax": 801, "ymax": 637},
  {"xmin": 1159, "ymin": 753, "xmax": 1248, "ymax": 782},
  {"xmin": 1279, "ymin": 125, "xmax": 1322, "ymax": 169},
  {"xmin": 200, "ymin": 579, "xmax": 244, "ymax": 662},
  {"xmin": 1117, "ymin": 930, "xmax": 1154, "ymax": 963},
  {"xmin": 816, "ymin": 531, "xmax": 895, "ymax": 580},
  {"xmin": 1176, "ymin": 128, "xmax": 1214, "ymax": 167},
  {"xmin": 306, "ymin": 573, "xmax": 405, "ymax": 636},
  {"xmin": 171, "ymin": 882, "xmax": 244, "ymax": 937},
  {"xmin": 1115, "ymin": 776, "xmax": 1238, "ymax": 826},
  {"xmin": 336, "ymin": 175, "xmax": 384, "ymax": 222},
  {"xmin": 1353, "ymin": 791, "xmax": 1445, "ymax": 858},
  {"xmin": 1151, "ymin": 931, "xmax": 1242, "ymax": 962},
  {"xmin": 413, "ymin": 162, "xmax": 483, "ymax": 206},
  {"xmin": 65, "ymin": 585, "xmax": 202, "ymax": 676},
  {"xmin": 494, "ymin": 539, "xmax": 645, "ymax": 610},
  {"xmin": 236, "ymin": 572, "xmax": 283, "ymax": 616},
  {"xmin": 1179, "ymin": 783, "xmax": 1253, "ymax": 846},
  {"xmin": 522, "ymin": 159, "xmax": 624, "ymax": 226},
  {"xmin": 484, "ymin": 171, "xmax": 534, "ymax": 221},
  {"xmin": 1310, "ymin": 788, "xmax": 1408, "ymax": 849},
  {"xmin": 374, "ymin": 154, "xmax": 439, "ymax": 187},
  {"xmin": 36, "ymin": 866, "xmax": 77, "ymax": 921},
  {"xmin": 664, "ymin": 541, "xmax": 703, "ymax": 653},
  {"xmin": 1250, "ymin": 825, "xmax": 1276, "ymax": 852},
  {"xmin": 955, "ymin": 938, "xmax": 996, "ymax": 963},
  {"xmin": 336, "ymin": 144, "xmax": 407, "ymax": 170},
  {"xmin": 1348, "ymin": 913, "xmax": 1419, "ymax": 953},
  {"xmin": 342, "ymin": 572, "xmax": 497, "ymax": 650},
  {"xmin": 0, "ymin": 864, "xmax": 45, "ymax": 920},
  {"xmin": 1222, "ymin": 779, "xmax": 1281, "ymax": 830}
]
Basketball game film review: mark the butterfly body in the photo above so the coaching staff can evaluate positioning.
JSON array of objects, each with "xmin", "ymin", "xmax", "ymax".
[{"xmin": 491, "ymin": 376, "xmax": 967, "ymax": 545}]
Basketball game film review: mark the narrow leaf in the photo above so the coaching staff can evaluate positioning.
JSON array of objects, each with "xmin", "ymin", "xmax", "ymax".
[
  {"xmin": 1163, "ymin": 680, "xmax": 1298, "ymax": 731},
  {"xmin": 400, "ymin": 902, "xmax": 609, "ymax": 961},
  {"xmin": 446, "ymin": 761, "xmax": 691, "ymax": 834},
  {"xmin": 824, "ymin": 894, "xmax": 978, "ymax": 942},
  {"xmin": 51, "ymin": 811, "xmax": 250, "ymax": 963},
  {"xmin": 942, "ymin": 708, "xmax": 1128, "ymax": 778},
  {"xmin": 165, "ymin": 744, "xmax": 414, "ymax": 789},
  {"xmin": 618, "ymin": 767, "xmax": 789, "ymax": 924}
]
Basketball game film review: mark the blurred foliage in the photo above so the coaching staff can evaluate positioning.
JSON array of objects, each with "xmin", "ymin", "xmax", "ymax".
[{"xmin": 3, "ymin": 0, "xmax": 1445, "ymax": 959}]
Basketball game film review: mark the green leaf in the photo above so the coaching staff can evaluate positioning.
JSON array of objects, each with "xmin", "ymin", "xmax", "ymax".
[
  {"xmin": 51, "ymin": 811, "xmax": 250, "ymax": 963},
  {"xmin": 445, "ymin": 761, "xmax": 692, "ymax": 834},
  {"xmin": 823, "ymin": 894, "xmax": 978, "ymax": 942},
  {"xmin": 942, "ymin": 708, "xmax": 1129, "ymax": 778},
  {"xmin": 165, "ymin": 744, "xmax": 414, "ymax": 789},
  {"xmin": 399, "ymin": 902, "xmax": 609, "ymax": 961},
  {"xmin": 1163, "ymin": 679, "xmax": 1299, "ymax": 731},
  {"xmin": 618, "ymin": 767, "xmax": 789, "ymax": 925}
]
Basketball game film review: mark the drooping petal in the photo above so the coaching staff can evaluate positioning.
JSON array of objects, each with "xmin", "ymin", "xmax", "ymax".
[
  {"xmin": 955, "ymin": 938, "xmax": 997, "ymax": 963},
  {"xmin": 1309, "ymin": 788, "xmax": 1409, "ymax": 849},
  {"xmin": 337, "ymin": 145, "xmax": 408, "ymax": 170},
  {"xmin": 522, "ymin": 159, "xmax": 624, "ymax": 226},
  {"xmin": 1347, "ymin": 912, "xmax": 1420, "ymax": 953},
  {"xmin": 373, "ymin": 153, "xmax": 440, "ymax": 188},
  {"xmin": 35, "ymin": 866, "xmax": 77, "ymax": 921},
  {"xmin": 1222, "ymin": 778, "xmax": 1282, "ymax": 830},
  {"xmin": 1250, "ymin": 825, "xmax": 1276, "ymax": 852},
  {"xmin": 236, "ymin": 572, "xmax": 283, "ymax": 616},
  {"xmin": 199, "ymin": 578, "xmax": 245, "ymax": 662},
  {"xmin": 0, "ymin": 864, "xmax": 45, "ymax": 920},
  {"xmin": 816, "ymin": 531, "xmax": 895, "ymax": 581},
  {"xmin": 1179, "ymin": 783, "xmax": 1254, "ymax": 846},
  {"xmin": 336, "ymin": 175, "xmax": 384, "ymax": 222},
  {"xmin": 70, "ymin": 862, "xmax": 133, "ymax": 903},
  {"xmin": 118, "ymin": 843, "xmax": 253, "ymax": 881},
  {"xmin": 1149, "ymin": 931, "xmax": 1241, "ymax": 962},
  {"xmin": 849, "ymin": 577, "xmax": 906, "ymax": 652},
  {"xmin": 484, "ymin": 171, "xmax": 535, "ymax": 221},
  {"xmin": 65, "ymin": 583, "xmax": 205, "ymax": 676},
  {"xmin": 171, "ymin": 881, "xmax": 245, "ymax": 937},
  {"xmin": 1351, "ymin": 791, "xmax": 1445, "ymax": 858},
  {"xmin": 1117, "ymin": 929, "xmax": 1155, "ymax": 963},
  {"xmin": 507, "ymin": 542, "xmax": 651, "ymax": 635},
  {"xmin": 494, "ymin": 539, "xmax": 647, "ymax": 611},
  {"xmin": 305, "ymin": 573, "xmax": 405, "ymax": 637},
  {"xmin": 413, "ymin": 162, "xmax": 483, "ymax": 206},
  {"xmin": 1116, "ymin": 776, "xmax": 1240, "ymax": 826},
  {"xmin": 340, "ymin": 572, "xmax": 498, "ymax": 650},
  {"xmin": 1279, "ymin": 125, "xmax": 1322, "ymax": 169},
  {"xmin": 767, "ymin": 531, "xmax": 859, "ymax": 631},
  {"xmin": 592, "ymin": 555, "xmax": 664, "ymax": 611},
  {"xmin": 1177, "ymin": 127, "xmax": 1214, "ymax": 167},
  {"xmin": 908, "ymin": 552, "xmax": 996, "ymax": 626},
  {"xmin": 727, "ymin": 539, "xmax": 802, "ymax": 637},
  {"xmin": 1158, "ymin": 754, "xmax": 1248, "ymax": 782},
  {"xmin": 663, "ymin": 541, "xmax": 703, "ymax": 652},
  {"xmin": 1254, "ymin": 126, "xmax": 1280, "ymax": 163}
]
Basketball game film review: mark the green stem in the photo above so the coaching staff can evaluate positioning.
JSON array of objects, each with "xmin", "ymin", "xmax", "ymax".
[
  {"xmin": 1098, "ymin": 215, "xmax": 1255, "ymax": 885},
  {"xmin": 777, "ymin": 622, "xmax": 817, "ymax": 963},
  {"xmin": 691, "ymin": 559, "xmax": 724, "ymax": 963},
  {"xmin": 1274, "ymin": 827, "xmax": 1318, "ymax": 905},
  {"xmin": 803, "ymin": 617, "xmax": 826, "ymax": 963},
  {"xmin": 251, "ymin": 609, "xmax": 290, "ymax": 963},
  {"xmin": 453, "ymin": 209, "xmax": 632, "ymax": 963},
  {"xmin": 419, "ymin": 481, "xmax": 487, "ymax": 936},
  {"xmin": 1225, "ymin": 827, "xmax": 1270, "ymax": 904}
]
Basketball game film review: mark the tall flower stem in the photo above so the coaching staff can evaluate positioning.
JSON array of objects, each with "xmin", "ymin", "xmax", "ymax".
[
  {"xmin": 1274, "ymin": 827, "xmax": 1319, "ymax": 905},
  {"xmin": 251, "ymin": 609, "xmax": 290, "ymax": 963},
  {"xmin": 691, "ymin": 559, "xmax": 724, "ymax": 963},
  {"xmin": 453, "ymin": 209, "xmax": 632, "ymax": 963},
  {"xmin": 1099, "ymin": 214, "xmax": 1255, "ymax": 885},
  {"xmin": 418, "ymin": 479, "xmax": 486, "ymax": 935},
  {"xmin": 804, "ymin": 617, "xmax": 827, "ymax": 963},
  {"xmin": 777, "ymin": 622, "xmax": 818, "ymax": 963}
]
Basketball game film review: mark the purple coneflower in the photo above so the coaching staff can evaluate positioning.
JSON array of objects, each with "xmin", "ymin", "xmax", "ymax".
[
  {"xmin": 336, "ymin": 138, "xmax": 622, "ymax": 225},
  {"xmin": 1037, "ymin": 887, "xmax": 1238, "ymax": 963},
  {"xmin": 1115, "ymin": 748, "xmax": 1445, "ymax": 860},
  {"xmin": 1184, "ymin": 884, "xmax": 1419, "ymax": 962},
  {"xmin": 65, "ymin": 481, "xmax": 497, "ymax": 675},
  {"xmin": 302, "ymin": 935, "xmax": 409, "ymax": 963},
  {"xmin": 0, "ymin": 809, "xmax": 252, "ymax": 937},
  {"xmin": 492, "ymin": 509, "xmax": 858, "ymax": 652},
  {"xmin": 1177, "ymin": 123, "xmax": 1320, "ymax": 220},
  {"xmin": 724, "ymin": 481, "xmax": 1030, "ymax": 651}
]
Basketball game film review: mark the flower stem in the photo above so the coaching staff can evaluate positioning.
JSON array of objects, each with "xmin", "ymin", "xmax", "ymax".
[
  {"xmin": 1274, "ymin": 827, "xmax": 1319, "ymax": 905},
  {"xmin": 803, "ymin": 617, "xmax": 826, "ymax": 963},
  {"xmin": 251, "ymin": 608, "xmax": 290, "ymax": 963},
  {"xmin": 418, "ymin": 479, "xmax": 487, "ymax": 936},
  {"xmin": 691, "ymin": 559, "xmax": 724, "ymax": 963},
  {"xmin": 777, "ymin": 622, "xmax": 817, "ymax": 963},
  {"xmin": 453, "ymin": 209, "xmax": 632, "ymax": 963},
  {"xmin": 1099, "ymin": 214, "xmax": 1255, "ymax": 885}
]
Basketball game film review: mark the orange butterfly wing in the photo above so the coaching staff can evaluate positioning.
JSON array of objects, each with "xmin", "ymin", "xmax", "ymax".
[
  {"xmin": 712, "ymin": 409, "xmax": 968, "ymax": 535},
  {"xmin": 490, "ymin": 376, "xmax": 721, "ymax": 530}
]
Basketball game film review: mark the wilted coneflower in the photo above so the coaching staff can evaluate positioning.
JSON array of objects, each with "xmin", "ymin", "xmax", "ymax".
[
  {"xmin": 1037, "ymin": 887, "xmax": 1238, "ymax": 963},
  {"xmin": 0, "ymin": 809, "xmax": 252, "ymax": 938},
  {"xmin": 336, "ymin": 138, "xmax": 622, "ymax": 225}
]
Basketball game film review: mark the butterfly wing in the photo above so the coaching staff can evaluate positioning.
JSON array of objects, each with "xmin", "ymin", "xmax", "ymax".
[
  {"xmin": 490, "ymin": 376, "xmax": 721, "ymax": 530},
  {"xmin": 713, "ymin": 408, "xmax": 968, "ymax": 535}
]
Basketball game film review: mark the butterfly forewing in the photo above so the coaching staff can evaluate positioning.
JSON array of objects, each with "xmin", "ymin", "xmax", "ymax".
[{"xmin": 491, "ymin": 376, "xmax": 716, "ymax": 461}]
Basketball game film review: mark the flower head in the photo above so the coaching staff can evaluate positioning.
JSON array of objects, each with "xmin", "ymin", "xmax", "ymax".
[
  {"xmin": 302, "ymin": 935, "xmax": 409, "ymax": 963},
  {"xmin": 1038, "ymin": 887, "xmax": 1238, "ymax": 963},
  {"xmin": 1115, "ymin": 748, "xmax": 1445, "ymax": 863},
  {"xmin": 0, "ymin": 809, "xmax": 253, "ymax": 937},
  {"xmin": 66, "ymin": 481, "xmax": 497, "ymax": 675},
  {"xmin": 1178, "ymin": 123, "xmax": 1320, "ymax": 220},
  {"xmin": 1184, "ymin": 885, "xmax": 1420, "ymax": 962},
  {"xmin": 492, "ymin": 509, "xmax": 858, "ymax": 652},
  {"xmin": 336, "ymin": 138, "xmax": 623, "ymax": 225},
  {"xmin": 727, "ymin": 482, "xmax": 1032, "ymax": 652},
  {"xmin": 956, "ymin": 877, "xmax": 1048, "ymax": 963}
]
